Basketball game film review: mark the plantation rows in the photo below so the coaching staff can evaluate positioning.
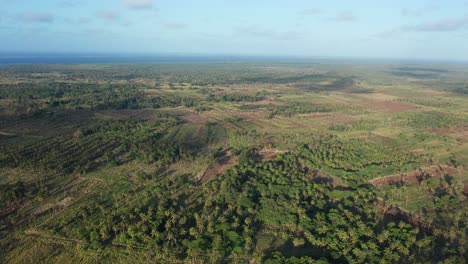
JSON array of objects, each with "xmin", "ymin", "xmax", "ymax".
[
  {"xmin": 42, "ymin": 148, "xmax": 464, "ymax": 263},
  {"xmin": 238, "ymin": 102, "xmax": 345, "ymax": 118},
  {"xmin": 0, "ymin": 119, "xmax": 203, "ymax": 174},
  {"xmin": 402, "ymin": 111, "xmax": 468, "ymax": 129},
  {"xmin": 271, "ymin": 103, "xmax": 344, "ymax": 117},
  {"xmin": 298, "ymin": 136, "xmax": 424, "ymax": 179},
  {"xmin": 0, "ymin": 136, "xmax": 120, "ymax": 173}
]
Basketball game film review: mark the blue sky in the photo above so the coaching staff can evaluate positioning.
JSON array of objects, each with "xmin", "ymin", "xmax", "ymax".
[{"xmin": 1, "ymin": 0, "xmax": 467, "ymax": 60}]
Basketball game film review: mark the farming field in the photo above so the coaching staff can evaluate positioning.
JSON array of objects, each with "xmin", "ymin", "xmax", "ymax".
[{"xmin": 0, "ymin": 62, "xmax": 467, "ymax": 263}]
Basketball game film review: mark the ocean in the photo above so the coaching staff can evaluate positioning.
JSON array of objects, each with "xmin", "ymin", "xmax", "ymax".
[
  {"xmin": 0, "ymin": 53, "xmax": 465, "ymax": 66},
  {"xmin": 0, "ymin": 53, "xmax": 307, "ymax": 65}
]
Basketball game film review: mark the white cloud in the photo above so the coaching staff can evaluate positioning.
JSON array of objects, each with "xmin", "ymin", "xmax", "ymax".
[
  {"xmin": 332, "ymin": 11, "xmax": 357, "ymax": 22},
  {"xmin": 401, "ymin": 8, "xmax": 421, "ymax": 17},
  {"xmin": 404, "ymin": 17, "xmax": 468, "ymax": 32},
  {"xmin": 96, "ymin": 10, "xmax": 119, "ymax": 21},
  {"xmin": 401, "ymin": 6, "xmax": 438, "ymax": 17},
  {"xmin": 299, "ymin": 8, "xmax": 321, "ymax": 16},
  {"xmin": 372, "ymin": 16, "xmax": 468, "ymax": 40},
  {"xmin": 16, "ymin": 12, "xmax": 54, "ymax": 23},
  {"xmin": 234, "ymin": 24, "xmax": 301, "ymax": 40},
  {"xmin": 164, "ymin": 23, "xmax": 188, "ymax": 30},
  {"xmin": 58, "ymin": 1, "xmax": 80, "ymax": 7},
  {"xmin": 65, "ymin": 17, "xmax": 91, "ymax": 24},
  {"xmin": 124, "ymin": 0, "xmax": 153, "ymax": 10}
]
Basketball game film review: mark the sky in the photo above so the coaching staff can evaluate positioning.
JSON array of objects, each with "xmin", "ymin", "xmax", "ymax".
[{"xmin": 0, "ymin": 0, "xmax": 467, "ymax": 60}]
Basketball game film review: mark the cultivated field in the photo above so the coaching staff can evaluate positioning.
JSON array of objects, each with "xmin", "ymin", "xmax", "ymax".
[{"xmin": 0, "ymin": 62, "xmax": 467, "ymax": 263}]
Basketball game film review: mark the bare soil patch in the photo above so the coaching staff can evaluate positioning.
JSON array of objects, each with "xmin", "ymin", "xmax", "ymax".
[
  {"xmin": 375, "ymin": 197, "xmax": 442, "ymax": 236},
  {"xmin": 244, "ymin": 97, "xmax": 283, "ymax": 106},
  {"xmin": 96, "ymin": 109, "xmax": 160, "ymax": 121},
  {"xmin": 155, "ymin": 108, "xmax": 210, "ymax": 124},
  {"xmin": 0, "ymin": 200, "xmax": 30, "ymax": 218},
  {"xmin": 357, "ymin": 93, "xmax": 399, "ymax": 101},
  {"xmin": 179, "ymin": 112, "xmax": 207, "ymax": 124},
  {"xmin": 369, "ymin": 164, "xmax": 460, "ymax": 188},
  {"xmin": 56, "ymin": 197, "xmax": 74, "ymax": 207},
  {"xmin": 0, "ymin": 131, "xmax": 16, "ymax": 137},
  {"xmin": 258, "ymin": 148, "xmax": 284, "ymax": 161},
  {"xmin": 428, "ymin": 125, "xmax": 468, "ymax": 139},
  {"xmin": 237, "ymin": 112, "xmax": 264, "ymax": 121},
  {"xmin": 199, "ymin": 151, "xmax": 236, "ymax": 183},
  {"xmin": 34, "ymin": 196, "xmax": 75, "ymax": 216},
  {"xmin": 297, "ymin": 113, "xmax": 356, "ymax": 126},
  {"xmin": 129, "ymin": 78, "xmax": 157, "ymax": 85},
  {"xmin": 364, "ymin": 101, "xmax": 418, "ymax": 112}
]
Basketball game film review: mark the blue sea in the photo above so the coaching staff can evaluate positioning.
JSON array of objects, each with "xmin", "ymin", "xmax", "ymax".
[
  {"xmin": 0, "ymin": 53, "xmax": 465, "ymax": 65},
  {"xmin": 0, "ymin": 53, "xmax": 309, "ymax": 65}
]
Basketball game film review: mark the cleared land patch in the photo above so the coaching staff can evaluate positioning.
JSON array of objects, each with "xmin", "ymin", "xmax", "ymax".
[{"xmin": 364, "ymin": 101, "xmax": 418, "ymax": 112}]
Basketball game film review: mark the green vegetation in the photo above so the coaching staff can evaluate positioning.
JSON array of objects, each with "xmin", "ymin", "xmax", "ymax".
[{"xmin": 0, "ymin": 62, "xmax": 467, "ymax": 263}]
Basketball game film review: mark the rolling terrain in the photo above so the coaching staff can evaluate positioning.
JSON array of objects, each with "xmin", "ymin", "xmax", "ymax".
[{"xmin": 0, "ymin": 62, "xmax": 467, "ymax": 263}]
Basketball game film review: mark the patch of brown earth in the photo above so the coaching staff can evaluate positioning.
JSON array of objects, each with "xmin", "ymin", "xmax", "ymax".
[
  {"xmin": 297, "ymin": 113, "xmax": 356, "ymax": 126},
  {"xmin": 246, "ymin": 97, "xmax": 283, "ymax": 106},
  {"xmin": 375, "ymin": 197, "xmax": 443, "ymax": 236},
  {"xmin": 97, "ymin": 109, "xmax": 160, "ymax": 121},
  {"xmin": 35, "ymin": 197, "xmax": 74, "ymax": 216},
  {"xmin": 179, "ymin": 112, "xmax": 207, "ymax": 124},
  {"xmin": 0, "ymin": 131, "xmax": 15, "ymax": 137},
  {"xmin": 56, "ymin": 197, "xmax": 74, "ymax": 207},
  {"xmin": 364, "ymin": 101, "xmax": 418, "ymax": 112},
  {"xmin": 428, "ymin": 125, "xmax": 468, "ymax": 139},
  {"xmin": 0, "ymin": 200, "xmax": 30, "ymax": 218},
  {"xmin": 258, "ymin": 148, "xmax": 284, "ymax": 161},
  {"xmin": 199, "ymin": 151, "xmax": 236, "ymax": 183},
  {"xmin": 369, "ymin": 164, "xmax": 461, "ymax": 188},
  {"xmin": 357, "ymin": 93, "xmax": 399, "ymax": 101},
  {"xmin": 129, "ymin": 78, "xmax": 157, "ymax": 85},
  {"xmin": 237, "ymin": 112, "xmax": 264, "ymax": 121}
]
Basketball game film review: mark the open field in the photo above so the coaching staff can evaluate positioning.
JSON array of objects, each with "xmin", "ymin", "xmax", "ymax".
[{"xmin": 0, "ymin": 62, "xmax": 467, "ymax": 263}]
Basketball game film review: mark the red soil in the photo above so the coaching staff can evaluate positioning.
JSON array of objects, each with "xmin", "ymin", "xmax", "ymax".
[{"xmin": 364, "ymin": 101, "xmax": 418, "ymax": 112}]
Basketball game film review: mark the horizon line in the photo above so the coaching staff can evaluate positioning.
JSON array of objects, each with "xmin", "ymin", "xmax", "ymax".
[{"xmin": 0, "ymin": 52, "xmax": 467, "ymax": 65}]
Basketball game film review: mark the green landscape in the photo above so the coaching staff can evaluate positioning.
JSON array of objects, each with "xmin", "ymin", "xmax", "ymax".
[{"xmin": 0, "ymin": 61, "xmax": 467, "ymax": 263}]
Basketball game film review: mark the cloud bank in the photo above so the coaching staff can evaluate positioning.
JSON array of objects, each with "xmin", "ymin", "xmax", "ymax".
[
  {"xmin": 16, "ymin": 12, "xmax": 54, "ymax": 23},
  {"xmin": 405, "ymin": 17, "xmax": 468, "ymax": 32},
  {"xmin": 96, "ymin": 10, "xmax": 119, "ymax": 21},
  {"xmin": 124, "ymin": 0, "xmax": 153, "ymax": 10}
]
